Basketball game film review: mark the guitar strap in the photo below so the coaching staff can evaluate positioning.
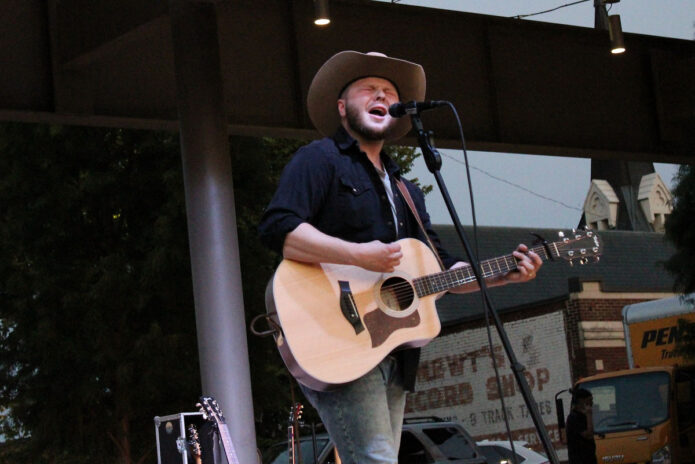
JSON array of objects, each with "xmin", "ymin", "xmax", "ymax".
[{"xmin": 395, "ymin": 179, "xmax": 445, "ymax": 270}]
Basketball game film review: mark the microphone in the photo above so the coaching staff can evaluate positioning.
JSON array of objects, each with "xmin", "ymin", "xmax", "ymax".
[{"xmin": 388, "ymin": 100, "xmax": 448, "ymax": 118}]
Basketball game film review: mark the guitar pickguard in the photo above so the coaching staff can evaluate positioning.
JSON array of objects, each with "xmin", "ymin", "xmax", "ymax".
[{"xmin": 363, "ymin": 307, "xmax": 421, "ymax": 348}]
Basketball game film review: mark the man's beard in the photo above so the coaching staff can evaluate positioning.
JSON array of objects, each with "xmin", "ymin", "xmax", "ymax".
[{"xmin": 345, "ymin": 101, "xmax": 395, "ymax": 141}]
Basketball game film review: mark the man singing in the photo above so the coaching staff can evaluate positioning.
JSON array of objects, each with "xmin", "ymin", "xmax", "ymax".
[{"xmin": 259, "ymin": 50, "xmax": 542, "ymax": 464}]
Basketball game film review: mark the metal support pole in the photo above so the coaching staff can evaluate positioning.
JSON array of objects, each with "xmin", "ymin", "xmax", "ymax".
[{"xmin": 168, "ymin": 1, "xmax": 257, "ymax": 462}]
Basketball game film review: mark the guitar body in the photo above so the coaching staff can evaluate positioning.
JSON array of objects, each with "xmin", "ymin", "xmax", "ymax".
[{"xmin": 266, "ymin": 238, "xmax": 445, "ymax": 391}]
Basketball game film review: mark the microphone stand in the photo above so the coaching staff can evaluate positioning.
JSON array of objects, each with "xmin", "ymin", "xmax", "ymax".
[{"xmin": 410, "ymin": 113, "xmax": 560, "ymax": 464}]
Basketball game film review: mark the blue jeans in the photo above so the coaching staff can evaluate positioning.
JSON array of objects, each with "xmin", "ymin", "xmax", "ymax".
[{"xmin": 300, "ymin": 356, "xmax": 406, "ymax": 464}]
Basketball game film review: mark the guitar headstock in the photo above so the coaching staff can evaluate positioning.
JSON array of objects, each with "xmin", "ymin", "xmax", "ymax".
[
  {"xmin": 288, "ymin": 402, "xmax": 303, "ymax": 425},
  {"xmin": 187, "ymin": 423, "xmax": 201, "ymax": 458},
  {"xmin": 198, "ymin": 396, "xmax": 227, "ymax": 426},
  {"xmin": 550, "ymin": 228, "xmax": 602, "ymax": 265}
]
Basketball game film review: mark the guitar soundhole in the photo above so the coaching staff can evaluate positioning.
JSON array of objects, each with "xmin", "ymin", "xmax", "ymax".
[{"xmin": 380, "ymin": 277, "xmax": 414, "ymax": 311}]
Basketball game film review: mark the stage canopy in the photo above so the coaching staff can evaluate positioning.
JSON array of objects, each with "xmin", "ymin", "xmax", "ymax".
[{"xmin": 1, "ymin": 0, "xmax": 693, "ymax": 163}]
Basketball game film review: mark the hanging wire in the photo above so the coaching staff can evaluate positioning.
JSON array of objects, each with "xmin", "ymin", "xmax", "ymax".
[
  {"xmin": 511, "ymin": 0, "xmax": 590, "ymax": 19},
  {"xmin": 440, "ymin": 152, "xmax": 583, "ymax": 212}
]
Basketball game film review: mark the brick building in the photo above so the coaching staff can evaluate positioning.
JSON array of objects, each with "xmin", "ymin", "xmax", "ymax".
[{"xmin": 405, "ymin": 225, "xmax": 676, "ymax": 455}]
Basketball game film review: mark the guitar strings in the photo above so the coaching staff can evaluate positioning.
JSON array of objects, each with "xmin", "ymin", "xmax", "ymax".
[
  {"xmin": 365, "ymin": 236, "xmax": 592, "ymax": 301},
  {"xmin": 379, "ymin": 245, "xmax": 549, "ymax": 299},
  {"xmin": 382, "ymin": 257, "xmax": 515, "ymax": 297}
]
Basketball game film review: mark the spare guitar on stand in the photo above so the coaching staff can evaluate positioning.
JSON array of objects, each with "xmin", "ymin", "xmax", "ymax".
[
  {"xmin": 154, "ymin": 411, "xmax": 207, "ymax": 464},
  {"xmin": 198, "ymin": 396, "xmax": 241, "ymax": 464},
  {"xmin": 287, "ymin": 403, "xmax": 303, "ymax": 464},
  {"xmin": 187, "ymin": 424, "xmax": 203, "ymax": 464}
]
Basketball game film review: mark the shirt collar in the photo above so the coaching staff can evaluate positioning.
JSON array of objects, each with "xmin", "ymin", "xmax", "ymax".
[
  {"xmin": 331, "ymin": 126, "xmax": 402, "ymax": 178},
  {"xmin": 332, "ymin": 126, "xmax": 359, "ymax": 152}
]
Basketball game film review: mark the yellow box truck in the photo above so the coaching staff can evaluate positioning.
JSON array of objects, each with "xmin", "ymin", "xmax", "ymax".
[{"xmin": 560, "ymin": 295, "xmax": 695, "ymax": 464}]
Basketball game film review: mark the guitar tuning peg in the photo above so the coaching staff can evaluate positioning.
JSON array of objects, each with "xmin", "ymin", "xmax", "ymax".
[
  {"xmin": 594, "ymin": 256, "xmax": 600, "ymax": 263},
  {"xmin": 558, "ymin": 231, "xmax": 565, "ymax": 238},
  {"xmin": 569, "ymin": 260, "xmax": 574, "ymax": 267}
]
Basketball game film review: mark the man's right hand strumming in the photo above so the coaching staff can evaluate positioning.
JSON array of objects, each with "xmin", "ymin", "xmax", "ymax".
[{"xmin": 350, "ymin": 240, "xmax": 402, "ymax": 273}]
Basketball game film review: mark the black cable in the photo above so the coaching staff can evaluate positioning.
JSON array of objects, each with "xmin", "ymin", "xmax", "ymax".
[
  {"xmin": 512, "ymin": 0, "xmax": 590, "ymax": 19},
  {"xmin": 440, "ymin": 151, "xmax": 583, "ymax": 212},
  {"xmin": 443, "ymin": 101, "xmax": 520, "ymax": 464}
]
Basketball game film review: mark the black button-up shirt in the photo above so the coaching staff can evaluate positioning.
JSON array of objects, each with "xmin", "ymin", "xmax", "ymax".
[
  {"xmin": 258, "ymin": 127, "xmax": 456, "ymax": 268},
  {"xmin": 258, "ymin": 127, "xmax": 459, "ymax": 391}
]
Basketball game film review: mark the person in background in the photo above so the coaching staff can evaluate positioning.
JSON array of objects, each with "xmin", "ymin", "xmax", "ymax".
[{"xmin": 566, "ymin": 388, "xmax": 597, "ymax": 464}]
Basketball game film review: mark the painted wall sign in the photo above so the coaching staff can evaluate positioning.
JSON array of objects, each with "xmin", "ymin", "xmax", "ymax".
[{"xmin": 405, "ymin": 311, "xmax": 571, "ymax": 456}]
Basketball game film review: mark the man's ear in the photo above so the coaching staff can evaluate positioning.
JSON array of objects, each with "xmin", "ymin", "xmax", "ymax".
[{"xmin": 337, "ymin": 99, "xmax": 346, "ymax": 118}]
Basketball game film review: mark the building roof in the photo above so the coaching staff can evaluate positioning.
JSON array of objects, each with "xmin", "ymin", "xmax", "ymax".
[{"xmin": 432, "ymin": 225, "xmax": 676, "ymax": 326}]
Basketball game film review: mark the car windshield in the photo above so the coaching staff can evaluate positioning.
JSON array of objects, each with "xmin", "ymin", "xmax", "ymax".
[
  {"xmin": 579, "ymin": 371, "xmax": 670, "ymax": 433},
  {"xmin": 422, "ymin": 426, "xmax": 479, "ymax": 460}
]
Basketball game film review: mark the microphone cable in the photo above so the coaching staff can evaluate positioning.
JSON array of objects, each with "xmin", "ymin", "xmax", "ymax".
[{"xmin": 440, "ymin": 100, "xmax": 521, "ymax": 464}]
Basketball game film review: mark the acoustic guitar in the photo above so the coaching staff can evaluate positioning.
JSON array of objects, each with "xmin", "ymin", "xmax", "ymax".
[{"xmin": 266, "ymin": 230, "xmax": 601, "ymax": 391}]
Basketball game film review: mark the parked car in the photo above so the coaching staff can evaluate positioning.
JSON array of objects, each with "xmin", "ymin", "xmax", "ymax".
[
  {"xmin": 263, "ymin": 416, "xmax": 488, "ymax": 464},
  {"xmin": 475, "ymin": 440, "xmax": 549, "ymax": 464}
]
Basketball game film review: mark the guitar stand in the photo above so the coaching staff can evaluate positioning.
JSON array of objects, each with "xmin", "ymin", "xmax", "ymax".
[{"xmin": 410, "ymin": 112, "xmax": 560, "ymax": 464}]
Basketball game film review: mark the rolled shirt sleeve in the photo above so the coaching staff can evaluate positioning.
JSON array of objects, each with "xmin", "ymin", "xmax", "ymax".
[{"xmin": 258, "ymin": 140, "xmax": 333, "ymax": 254}]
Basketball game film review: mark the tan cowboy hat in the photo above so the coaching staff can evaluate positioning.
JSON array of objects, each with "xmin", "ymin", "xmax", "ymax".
[{"xmin": 307, "ymin": 51, "xmax": 426, "ymax": 141}]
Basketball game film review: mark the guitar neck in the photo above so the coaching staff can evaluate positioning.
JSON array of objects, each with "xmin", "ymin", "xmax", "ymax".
[
  {"xmin": 414, "ymin": 244, "xmax": 552, "ymax": 296},
  {"xmin": 216, "ymin": 424, "xmax": 240, "ymax": 464},
  {"xmin": 288, "ymin": 425, "xmax": 294, "ymax": 464}
]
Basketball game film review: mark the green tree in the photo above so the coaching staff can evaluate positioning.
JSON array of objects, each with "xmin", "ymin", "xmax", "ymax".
[
  {"xmin": 0, "ymin": 123, "xmax": 200, "ymax": 464},
  {"xmin": 665, "ymin": 165, "xmax": 695, "ymax": 295},
  {"xmin": 664, "ymin": 165, "xmax": 695, "ymax": 359}
]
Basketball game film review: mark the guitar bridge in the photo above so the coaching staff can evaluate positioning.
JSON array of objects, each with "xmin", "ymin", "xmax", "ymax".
[{"xmin": 338, "ymin": 280, "xmax": 365, "ymax": 335}]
